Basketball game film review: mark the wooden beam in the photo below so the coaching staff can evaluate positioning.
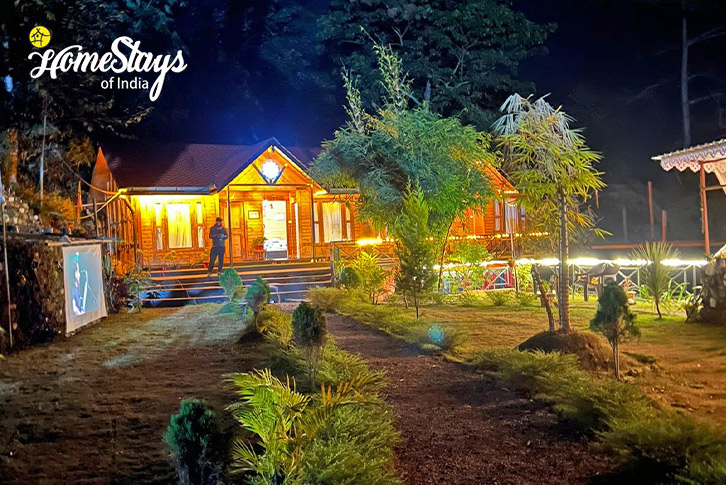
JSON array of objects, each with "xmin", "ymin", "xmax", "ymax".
[
  {"xmin": 700, "ymin": 163, "xmax": 711, "ymax": 254},
  {"xmin": 647, "ymin": 181, "xmax": 655, "ymax": 240}
]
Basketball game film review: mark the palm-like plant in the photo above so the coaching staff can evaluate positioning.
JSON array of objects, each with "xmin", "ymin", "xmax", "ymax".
[
  {"xmin": 494, "ymin": 94, "xmax": 605, "ymax": 332},
  {"xmin": 226, "ymin": 369, "xmax": 379, "ymax": 483},
  {"xmin": 633, "ymin": 241, "xmax": 678, "ymax": 319}
]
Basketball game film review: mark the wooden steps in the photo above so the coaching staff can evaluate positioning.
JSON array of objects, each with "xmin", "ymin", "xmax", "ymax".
[{"xmin": 141, "ymin": 261, "xmax": 332, "ymax": 306}]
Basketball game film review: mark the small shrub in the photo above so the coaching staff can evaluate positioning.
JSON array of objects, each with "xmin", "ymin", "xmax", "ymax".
[
  {"xmin": 486, "ymin": 289, "xmax": 514, "ymax": 306},
  {"xmin": 219, "ymin": 269, "xmax": 243, "ymax": 301},
  {"xmin": 351, "ymin": 251, "xmax": 387, "ymax": 304},
  {"xmin": 515, "ymin": 263, "xmax": 533, "ymax": 292},
  {"xmin": 471, "ymin": 349, "xmax": 579, "ymax": 393},
  {"xmin": 590, "ymin": 281, "xmax": 639, "ymax": 379},
  {"xmin": 600, "ymin": 413, "xmax": 726, "ymax": 484},
  {"xmin": 257, "ymin": 306, "xmax": 293, "ymax": 349},
  {"xmin": 318, "ymin": 341, "xmax": 385, "ymax": 389},
  {"xmin": 309, "ymin": 287, "xmax": 348, "ymax": 312},
  {"xmin": 338, "ymin": 266, "xmax": 360, "ymax": 289},
  {"xmin": 293, "ymin": 302, "xmax": 327, "ymax": 389},
  {"xmin": 515, "ymin": 291, "xmax": 537, "ymax": 307},
  {"xmin": 536, "ymin": 370, "xmax": 656, "ymax": 434},
  {"xmin": 427, "ymin": 324, "xmax": 468, "ymax": 354},
  {"xmin": 460, "ymin": 290, "xmax": 488, "ymax": 307},
  {"xmin": 163, "ymin": 399, "xmax": 225, "ymax": 485},
  {"xmin": 301, "ymin": 405, "xmax": 400, "ymax": 485},
  {"xmin": 244, "ymin": 276, "xmax": 271, "ymax": 327}
]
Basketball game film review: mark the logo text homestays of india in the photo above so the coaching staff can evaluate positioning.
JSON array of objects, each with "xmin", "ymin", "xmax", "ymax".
[{"xmin": 28, "ymin": 36, "xmax": 187, "ymax": 101}]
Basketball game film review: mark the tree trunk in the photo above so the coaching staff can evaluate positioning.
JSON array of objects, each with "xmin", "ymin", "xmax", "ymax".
[
  {"xmin": 532, "ymin": 265, "xmax": 555, "ymax": 332},
  {"xmin": 558, "ymin": 193, "xmax": 571, "ymax": 331},
  {"xmin": 655, "ymin": 297, "xmax": 662, "ymax": 319},
  {"xmin": 612, "ymin": 338, "xmax": 620, "ymax": 381},
  {"xmin": 437, "ymin": 221, "xmax": 454, "ymax": 291},
  {"xmin": 681, "ymin": 14, "xmax": 691, "ymax": 148},
  {"xmin": 7, "ymin": 128, "xmax": 19, "ymax": 186}
]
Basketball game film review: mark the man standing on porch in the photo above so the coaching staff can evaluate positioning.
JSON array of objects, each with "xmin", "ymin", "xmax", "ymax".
[{"xmin": 207, "ymin": 217, "xmax": 228, "ymax": 277}]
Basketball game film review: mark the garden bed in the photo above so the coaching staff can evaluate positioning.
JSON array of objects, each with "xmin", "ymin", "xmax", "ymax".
[{"xmin": 326, "ymin": 313, "xmax": 614, "ymax": 484}]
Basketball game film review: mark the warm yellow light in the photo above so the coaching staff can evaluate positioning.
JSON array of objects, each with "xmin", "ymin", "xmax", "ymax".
[
  {"xmin": 136, "ymin": 195, "xmax": 205, "ymax": 207},
  {"xmin": 356, "ymin": 237, "xmax": 385, "ymax": 247}
]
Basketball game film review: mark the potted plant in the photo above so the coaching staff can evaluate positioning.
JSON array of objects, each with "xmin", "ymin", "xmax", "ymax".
[{"xmin": 251, "ymin": 236, "xmax": 266, "ymax": 260}]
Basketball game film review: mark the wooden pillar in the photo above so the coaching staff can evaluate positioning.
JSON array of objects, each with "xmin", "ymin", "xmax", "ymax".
[
  {"xmin": 226, "ymin": 186, "xmax": 233, "ymax": 267},
  {"xmin": 309, "ymin": 185, "xmax": 316, "ymax": 261},
  {"xmin": 661, "ymin": 210, "xmax": 667, "ymax": 242},
  {"xmin": 700, "ymin": 163, "xmax": 711, "ymax": 254},
  {"xmin": 647, "ymin": 181, "xmax": 655, "ymax": 240}
]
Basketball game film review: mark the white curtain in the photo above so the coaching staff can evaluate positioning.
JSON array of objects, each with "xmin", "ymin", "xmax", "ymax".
[
  {"xmin": 504, "ymin": 201, "xmax": 519, "ymax": 234},
  {"xmin": 322, "ymin": 202, "xmax": 342, "ymax": 242},
  {"xmin": 167, "ymin": 203, "xmax": 192, "ymax": 248},
  {"xmin": 154, "ymin": 204, "xmax": 164, "ymax": 249}
]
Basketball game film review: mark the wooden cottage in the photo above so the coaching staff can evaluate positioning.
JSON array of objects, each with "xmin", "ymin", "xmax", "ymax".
[{"xmin": 90, "ymin": 138, "xmax": 525, "ymax": 267}]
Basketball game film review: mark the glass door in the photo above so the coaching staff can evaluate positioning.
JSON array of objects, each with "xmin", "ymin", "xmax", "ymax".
[{"xmin": 262, "ymin": 200, "xmax": 288, "ymax": 260}]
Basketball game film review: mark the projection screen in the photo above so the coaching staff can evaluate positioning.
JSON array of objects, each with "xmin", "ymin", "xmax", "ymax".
[{"xmin": 62, "ymin": 243, "xmax": 107, "ymax": 334}]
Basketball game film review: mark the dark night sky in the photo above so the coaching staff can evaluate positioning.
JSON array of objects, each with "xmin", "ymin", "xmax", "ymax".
[{"xmin": 137, "ymin": 0, "xmax": 726, "ymax": 245}]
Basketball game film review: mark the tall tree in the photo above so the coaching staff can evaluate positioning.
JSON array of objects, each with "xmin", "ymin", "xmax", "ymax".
[
  {"xmin": 394, "ymin": 186, "xmax": 437, "ymax": 319},
  {"xmin": 494, "ymin": 94, "xmax": 605, "ymax": 332},
  {"xmin": 0, "ymin": 0, "xmax": 183, "ymax": 194},
  {"xmin": 318, "ymin": 0, "xmax": 553, "ymax": 131},
  {"xmin": 312, "ymin": 45, "xmax": 495, "ymax": 284},
  {"xmin": 633, "ymin": 0, "xmax": 726, "ymax": 147}
]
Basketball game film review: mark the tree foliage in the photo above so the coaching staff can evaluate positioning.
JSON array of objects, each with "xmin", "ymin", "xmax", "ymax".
[
  {"xmin": 163, "ymin": 399, "xmax": 225, "ymax": 485},
  {"xmin": 245, "ymin": 276, "xmax": 272, "ymax": 327},
  {"xmin": 313, "ymin": 44, "xmax": 495, "ymax": 282},
  {"xmin": 350, "ymin": 251, "xmax": 387, "ymax": 305},
  {"xmin": 292, "ymin": 302, "xmax": 327, "ymax": 389},
  {"xmin": 319, "ymin": 0, "xmax": 553, "ymax": 130},
  {"xmin": 0, "ymin": 0, "xmax": 184, "ymax": 192},
  {"xmin": 494, "ymin": 94, "xmax": 605, "ymax": 331},
  {"xmin": 393, "ymin": 186, "xmax": 437, "ymax": 318},
  {"xmin": 590, "ymin": 281, "xmax": 639, "ymax": 380}
]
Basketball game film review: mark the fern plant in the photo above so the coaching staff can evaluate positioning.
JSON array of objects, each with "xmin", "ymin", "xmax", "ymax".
[{"xmin": 225, "ymin": 369, "xmax": 379, "ymax": 483}]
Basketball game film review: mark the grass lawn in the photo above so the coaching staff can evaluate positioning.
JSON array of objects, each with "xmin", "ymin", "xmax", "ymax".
[
  {"xmin": 0, "ymin": 304, "xmax": 255, "ymax": 483},
  {"xmin": 398, "ymin": 296, "xmax": 726, "ymax": 427}
]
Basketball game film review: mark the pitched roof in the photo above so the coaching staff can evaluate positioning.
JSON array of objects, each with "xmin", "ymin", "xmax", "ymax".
[{"xmin": 100, "ymin": 137, "xmax": 319, "ymax": 192}]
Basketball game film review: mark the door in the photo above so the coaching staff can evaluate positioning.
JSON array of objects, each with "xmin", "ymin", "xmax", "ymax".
[
  {"xmin": 221, "ymin": 202, "xmax": 245, "ymax": 262},
  {"xmin": 262, "ymin": 200, "xmax": 288, "ymax": 260}
]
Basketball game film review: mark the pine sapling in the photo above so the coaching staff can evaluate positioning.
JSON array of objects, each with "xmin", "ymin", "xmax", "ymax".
[{"xmin": 590, "ymin": 281, "xmax": 639, "ymax": 380}]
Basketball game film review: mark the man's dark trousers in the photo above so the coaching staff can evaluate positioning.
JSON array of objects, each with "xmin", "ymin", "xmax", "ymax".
[{"xmin": 209, "ymin": 247, "xmax": 225, "ymax": 275}]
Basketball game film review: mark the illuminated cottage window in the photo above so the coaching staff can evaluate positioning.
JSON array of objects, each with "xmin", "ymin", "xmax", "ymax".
[
  {"xmin": 154, "ymin": 203, "xmax": 164, "ymax": 250},
  {"xmin": 196, "ymin": 202, "xmax": 204, "ymax": 247},
  {"xmin": 167, "ymin": 203, "xmax": 192, "ymax": 248},
  {"xmin": 322, "ymin": 202, "xmax": 342, "ymax": 242}
]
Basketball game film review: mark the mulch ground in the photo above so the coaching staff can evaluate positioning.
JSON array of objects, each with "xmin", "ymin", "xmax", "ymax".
[
  {"xmin": 0, "ymin": 305, "xmax": 255, "ymax": 484},
  {"xmin": 327, "ymin": 313, "xmax": 616, "ymax": 485}
]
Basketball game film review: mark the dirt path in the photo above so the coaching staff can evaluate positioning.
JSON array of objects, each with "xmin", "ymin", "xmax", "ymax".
[
  {"xmin": 327, "ymin": 314, "xmax": 614, "ymax": 485},
  {"xmin": 0, "ymin": 305, "xmax": 254, "ymax": 484}
]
